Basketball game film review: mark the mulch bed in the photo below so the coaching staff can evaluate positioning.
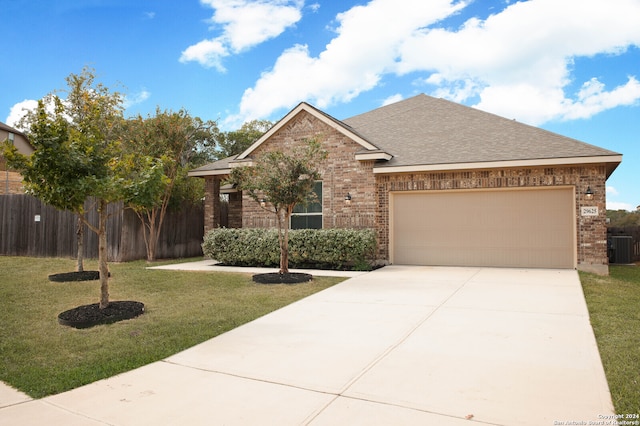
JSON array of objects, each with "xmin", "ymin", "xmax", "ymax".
[
  {"xmin": 58, "ymin": 301, "xmax": 145, "ymax": 329},
  {"xmin": 48, "ymin": 271, "xmax": 110, "ymax": 282},
  {"xmin": 252, "ymin": 272, "xmax": 313, "ymax": 284}
]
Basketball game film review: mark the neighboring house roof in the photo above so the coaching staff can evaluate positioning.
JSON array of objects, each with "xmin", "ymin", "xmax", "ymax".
[
  {"xmin": 237, "ymin": 102, "xmax": 388, "ymax": 159},
  {"xmin": 189, "ymin": 94, "xmax": 622, "ymax": 177},
  {"xmin": 0, "ymin": 122, "xmax": 35, "ymax": 154},
  {"xmin": 0, "ymin": 122, "xmax": 22, "ymax": 133}
]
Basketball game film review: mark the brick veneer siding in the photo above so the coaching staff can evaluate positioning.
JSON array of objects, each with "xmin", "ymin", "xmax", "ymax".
[
  {"xmin": 228, "ymin": 192, "xmax": 243, "ymax": 228},
  {"xmin": 203, "ymin": 177, "xmax": 220, "ymax": 234},
  {"xmin": 375, "ymin": 164, "xmax": 609, "ymax": 271},
  {"xmin": 0, "ymin": 170, "xmax": 26, "ymax": 194},
  {"xmin": 241, "ymin": 110, "xmax": 378, "ymax": 231}
]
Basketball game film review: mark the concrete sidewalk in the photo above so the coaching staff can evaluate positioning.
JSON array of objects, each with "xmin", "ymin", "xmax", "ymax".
[
  {"xmin": 146, "ymin": 258, "xmax": 368, "ymax": 277},
  {"xmin": 0, "ymin": 265, "xmax": 613, "ymax": 425}
]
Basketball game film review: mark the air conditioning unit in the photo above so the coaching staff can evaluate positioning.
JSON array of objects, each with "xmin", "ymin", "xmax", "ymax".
[{"xmin": 611, "ymin": 236, "xmax": 632, "ymax": 264}]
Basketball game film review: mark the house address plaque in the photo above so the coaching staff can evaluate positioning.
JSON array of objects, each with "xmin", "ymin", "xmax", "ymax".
[{"xmin": 581, "ymin": 206, "xmax": 598, "ymax": 216}]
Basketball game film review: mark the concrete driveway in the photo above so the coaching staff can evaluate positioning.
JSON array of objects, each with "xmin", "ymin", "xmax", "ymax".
[{"xmin": 0, "ymin": 266, "xmax": 613, "ymax": 425}]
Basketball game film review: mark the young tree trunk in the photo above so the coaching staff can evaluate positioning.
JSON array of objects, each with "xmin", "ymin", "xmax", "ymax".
[
  {"xmin": 76, "ymin": 215, "xmax": 84, "ymax": 273},
  {"xmin": 147, "ymin": 212, "xmax": 158, "ymax": 263},
  {"xmin": 98, "ymin": 199, "xmax": 110, "ymax": 309},
  {"xmin": 277, "ymin": 209, "xmax": 289, "ymax": 274}
]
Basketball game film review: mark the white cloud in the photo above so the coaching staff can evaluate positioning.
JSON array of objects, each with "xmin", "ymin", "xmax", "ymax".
[
  {"xmin": 181, "ymin": 39, "xmax": 229, "ymax": 71},
  {"xmin": 231, "ymin": 0, "xmax": 640, "ymax": 125},
  {"xmin": 180, "ymin": 0, "xmax": 303, "ymax": 71},
  {"xmin": 562, "ymin": 77, "xmax": 640, "ymax": 121},
  {"xmin": 397, "ymin": 0, "xmax": 640, "ymax": 125},
  {"xmin": 607, "ymin": 201, "xmax": 635, "ymax": 211},
  {"xmin": 5, "ymin": 100, "xmax": 38, "ymax": 129},
  {"xmin": 308, "ymin": 3, "xmax": 320, "ymax": 13},
  {"xmin": 382, "ymin": 94, "xmax": 404, "ymax": 106},
  {"xmin": 123, "ymin": 89, "xmax": 151, "ymax": 109},
  {"xmin": 229, "ymin": 0, "xmax": 465, "ymax": 124},
  {"xmin": 607, "ymin": 186, "xmax": 620, "ymax": 196}
]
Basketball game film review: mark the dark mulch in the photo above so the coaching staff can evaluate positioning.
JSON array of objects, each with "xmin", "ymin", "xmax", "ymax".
[
  {"xmin": 48, "ymin": 271, "xmax": 110, "ymax": 282},
  {"xmin": 252, "ymin": 272, "xmax": 313, "ymax": 284},
  {"xmin": 58, "ymin": 301, "xmax": 145, "ymax": 329}
]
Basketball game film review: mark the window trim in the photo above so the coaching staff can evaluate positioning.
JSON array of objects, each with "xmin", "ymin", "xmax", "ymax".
[{"xmin": 290, "ymin": 181, "xmax": 322, "ymax": 229}]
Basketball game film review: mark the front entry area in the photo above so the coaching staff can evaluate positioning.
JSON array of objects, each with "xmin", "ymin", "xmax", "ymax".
[{"xmin": 390, "ymin": 187, "xmax": 576, "ymax": 268}]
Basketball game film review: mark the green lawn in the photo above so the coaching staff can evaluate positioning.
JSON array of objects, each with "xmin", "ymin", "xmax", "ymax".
[
  {"xmin": 579, "ymin": 265, "xmax": 640, "ymax": 415},
  {"xmin": 0, "ymin": 256, "xmax": 345, "ymax": 398}
]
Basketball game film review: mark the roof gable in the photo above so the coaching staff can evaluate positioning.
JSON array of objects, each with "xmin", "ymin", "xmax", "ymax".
[{"xmin": 236, "ymin": 102, "xmax": 383, "ymax": 160}]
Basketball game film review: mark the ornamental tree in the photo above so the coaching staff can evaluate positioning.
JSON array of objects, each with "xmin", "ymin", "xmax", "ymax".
[
  {"xmin": 2, "ymin": 95, "xmax": 93, "ymax": 272},
  {"xmin": 227, "ymin": 138, "xmax": 327, "ymax": 274},
  {"xmin": 3, "ymin": 67, "xmax": 148, "ymax": 309},
  {"xmin": 119, "ymin": 109, "xmax": 218, "ymax": 261}
]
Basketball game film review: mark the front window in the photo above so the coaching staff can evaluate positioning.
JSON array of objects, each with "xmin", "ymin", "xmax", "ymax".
[{"xmin": 291, "ymin": 181, "xmax": 322, "ymax": 229}]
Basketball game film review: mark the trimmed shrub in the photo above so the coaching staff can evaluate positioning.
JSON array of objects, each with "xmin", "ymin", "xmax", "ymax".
[
  {"xmin": 202, "ymin": 228, "xmax": 377, "ymax": 270},
  {"xmin": 202, "ymin": 228, "xmax": 280, "ymax": 267}
]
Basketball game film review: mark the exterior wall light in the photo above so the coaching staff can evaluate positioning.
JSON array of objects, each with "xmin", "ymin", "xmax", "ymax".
[
  {"xmin": 259, "ymin": 198, "xmax": 266, "ymax": 207},
  {"xmin": 585, "ymin": 186, "xmax": 594, "ymax": 201},
  {"xmin": 344, "ymin": 193, "xmax": 352, "ymax": 204}
]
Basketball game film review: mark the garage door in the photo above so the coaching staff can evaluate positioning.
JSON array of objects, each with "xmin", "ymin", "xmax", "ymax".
[{"xmin": 391, "ymin": 187, "xmax": 575, "ymax": 268}]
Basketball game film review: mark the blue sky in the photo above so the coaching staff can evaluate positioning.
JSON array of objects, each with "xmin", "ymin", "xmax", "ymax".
[{"xmin": 2, "ymin": 0, "xmax": 639, "ymax": 210}]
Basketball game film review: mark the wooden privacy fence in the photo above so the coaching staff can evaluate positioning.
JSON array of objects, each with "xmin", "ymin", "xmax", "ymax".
[{"xmin": 0, "ymin": 195, "xmax": 204, "ymax": 261}]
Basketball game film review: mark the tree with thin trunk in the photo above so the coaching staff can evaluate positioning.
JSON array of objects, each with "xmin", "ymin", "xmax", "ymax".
[
  {"xmin": 119, "ymin": 108, "xmax": 218, "ymax": 261},
  {"xmin": 227, "ymin": 138, "xmax": 326, "ymax": 274},
  {"xmin": 3, "ymin": 67, "xmax": 139, "ymax": 309},
  {"xmin": 3, "ymin": 95, "xmax": 92, "ymax": 272}
]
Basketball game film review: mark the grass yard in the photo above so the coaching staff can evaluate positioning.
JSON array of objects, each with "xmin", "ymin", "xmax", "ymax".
[
  {"xmin": 0, "ymin": 256, "xmax": 345, "ymax": 398},
  {"xmin": 579, "ymin": 265, "xmax": 640, "ymax": 415}
]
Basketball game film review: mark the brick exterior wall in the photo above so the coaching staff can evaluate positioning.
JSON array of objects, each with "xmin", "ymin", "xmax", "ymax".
[
  {"xmin": 203, "ymin": 177, "xmax": 219, "ymax": 234},
  {"xmin": 0, "ymin": 170, "xmax": 27, "ymax": 194},
  {"xmin": 228, "ymin": 192, "xmax": 243, "ymax": 228},
  {"xmin": 375, "ymin": 165, "xmax": 609, "ymax": 270},
  {"xmin": 240, "ymin": 110, "xmax": 377, "ymax": 231}
]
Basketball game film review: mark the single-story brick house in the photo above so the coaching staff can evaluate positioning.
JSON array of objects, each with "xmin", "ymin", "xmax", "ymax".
[{"xmin": 189, "ymin": 94, "xmax": 621, "ymax": 274}]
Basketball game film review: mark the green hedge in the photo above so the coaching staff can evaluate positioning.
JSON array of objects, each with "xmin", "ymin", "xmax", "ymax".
[{"xmin": 202, "ymin": 228, "xmax": 377, "ymax": 270}]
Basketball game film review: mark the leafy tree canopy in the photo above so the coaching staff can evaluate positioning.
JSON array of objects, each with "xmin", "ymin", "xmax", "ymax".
[
  {"xmin": 118, "ymin": 108, "xmax": 219, "ymax": 260},
  {"xmin": 3, "ymin": 68, "xmax": 125, "ymax": 214},
  {"xmin": 607, "ymin": 209, "xmax": 640, "ymax": 227},
  {"xmin": 214, "ymin": 119, "xmax": 273, "ymax": 160}
]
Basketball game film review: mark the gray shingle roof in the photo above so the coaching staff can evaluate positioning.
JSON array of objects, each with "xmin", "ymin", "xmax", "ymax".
[
  {"xmin": 189, "ymin": 155, "xmax": 238, "ymax": 174},
  {"xmin": 189, "ymin": 94, "xmax": 621, "ymax": 177},
  {"xmin": 342, "ymin": 94, "xmax": 620, "ymax": 169}
]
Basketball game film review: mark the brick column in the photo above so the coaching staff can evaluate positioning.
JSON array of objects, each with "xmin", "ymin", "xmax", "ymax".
[
  {"xmin": 576, "ymin": 170, "xmax": 608, "ymax": 275},
  {"xmin": 204, "ymin": 177, "xmax": 221, "ymax": 233},
  {"xmin": 228, "ymin": 191, "xmax": 243, "ymax": 228}
]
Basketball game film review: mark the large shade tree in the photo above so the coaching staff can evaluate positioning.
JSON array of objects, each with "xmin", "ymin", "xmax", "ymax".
[
  {"xmin": 214, "ymin": 119, "xmax": 273, "ymax": 160},
  {"xmin": 227, "ymin": 139, "xmax": 327, "ymax": 274}
]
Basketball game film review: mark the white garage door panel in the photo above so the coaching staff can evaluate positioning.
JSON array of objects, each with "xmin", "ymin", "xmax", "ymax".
[{"xmin": 392, "ymin": 188, "xmax": 575, "ymax": 268}]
